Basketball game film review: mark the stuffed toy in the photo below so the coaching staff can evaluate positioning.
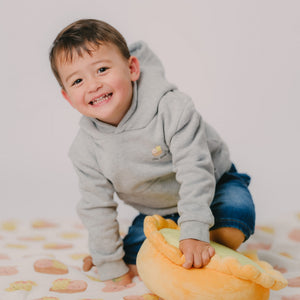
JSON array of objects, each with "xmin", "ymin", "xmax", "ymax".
[{"xmin": 136, "ymin": 215, "xmax": 287, "ymax": 300}]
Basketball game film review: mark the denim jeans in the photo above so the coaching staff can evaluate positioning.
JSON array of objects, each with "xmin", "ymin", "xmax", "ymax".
[{"xmin": 123, "ymin": 163, "xmax": 255, "ymax": 264}]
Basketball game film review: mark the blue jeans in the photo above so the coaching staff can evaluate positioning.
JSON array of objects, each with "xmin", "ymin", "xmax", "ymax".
[{"xmin": 123, "ymin": 164, "xmax": 255, "ymax": 264}]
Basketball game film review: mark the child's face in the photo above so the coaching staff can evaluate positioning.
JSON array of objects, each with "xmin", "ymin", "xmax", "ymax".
[{"xmin": 58, "ymin": 43, "xmax": 140, "ymax": 126}]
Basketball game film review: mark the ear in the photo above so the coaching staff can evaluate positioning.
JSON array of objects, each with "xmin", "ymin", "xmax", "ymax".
[
  {"xmin": 128, "ymin": 56, "xmax": 140, "ymax": 82},
  {"xmin": 61, "ymin": 89, "xmax": 73, "ymax": 107}
]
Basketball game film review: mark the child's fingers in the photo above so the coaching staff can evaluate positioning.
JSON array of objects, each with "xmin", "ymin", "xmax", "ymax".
[
  {"xmin": 193, "ymin": 253, "xmax": 203, "ymax": 268},
  {"xmin": 202, "ymin": 245, "xmax": 215, "ymax": 267},
  {"xmin": 208, "ymin": 245, "xmax": 215, "ymax": 257},
  {"xmin": 201, "ymin": 249, "xmax": 212, "ymax": 266},
  {"xmin": 193, "ymin": 248, "xmax": 210, "ymax": 268},
  {"xmin": 180, "ymin": 239, "xmax": 215, "ymax": 269},
  {"xmin": 193, "ymin": 245, "xmax": 215, "ymax": 268},
  {"xmin": 182, "ymin": 252, "xmax": 194, "ymax": 269}
]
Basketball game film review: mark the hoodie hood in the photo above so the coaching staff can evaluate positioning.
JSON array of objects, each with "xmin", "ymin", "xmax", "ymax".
[{"xmin": 79, "ymin": 41, "xmax": 177, "ymax": 136}]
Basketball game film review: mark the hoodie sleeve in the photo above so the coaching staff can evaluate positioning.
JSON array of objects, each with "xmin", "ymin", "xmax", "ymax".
[
  {"xmin": 69, "ymin": 130, "xmax": 129, "ymax": 281},
  {"xmin": 165, "ymin": 94, "xmax": 216, "ymax": 243}
]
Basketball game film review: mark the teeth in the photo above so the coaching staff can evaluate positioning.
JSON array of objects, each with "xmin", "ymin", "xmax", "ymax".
[{"xmin": 90, "ymin": 93, "xmax": 112, "ymax": 105}]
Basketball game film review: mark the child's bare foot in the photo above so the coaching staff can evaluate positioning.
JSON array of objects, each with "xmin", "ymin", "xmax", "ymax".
[
  {"xmin": 102, "ymin": 271, "xmax": 136, "ymax": 292},
  {"xmin": 128, "ymin": 264, "xmax": 139, "ymax": 277}
]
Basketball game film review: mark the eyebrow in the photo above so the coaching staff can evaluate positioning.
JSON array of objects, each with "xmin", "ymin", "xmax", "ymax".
[
  {"xmin": 65, "ymin": 59, "xmax": 113, "ymax": 83},
  {"xmin": 66, "ymin": 71, "xmax": 80, "ymax": 83}
]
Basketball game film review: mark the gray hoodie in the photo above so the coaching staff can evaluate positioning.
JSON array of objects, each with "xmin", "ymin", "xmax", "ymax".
[{"xmin": 69, "ymin": 41, "xmax": 231, "ymax": 280}]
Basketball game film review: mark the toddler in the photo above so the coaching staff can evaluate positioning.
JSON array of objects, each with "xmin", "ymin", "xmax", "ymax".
[{"xmin": 49, "ymin": 19, "xmax": 255, "ymax": 289}]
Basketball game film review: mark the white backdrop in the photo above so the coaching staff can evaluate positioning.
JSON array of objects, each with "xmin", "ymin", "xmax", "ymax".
[{"xmin": 1, "ymin": 0, "xmax": 299, "ymax": 222}]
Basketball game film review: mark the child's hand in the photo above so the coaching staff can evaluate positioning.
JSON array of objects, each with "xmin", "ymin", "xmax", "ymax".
[
  {"xmin": 179, "ymin": 238, "xmax": 215, "ymax": 269},
  {"xmin": 83, "ymin": 255, "xmax": 94, "ymax": 271},
  {"xmin": 83, "ymin": 256, "xmax": 138, "ymax": 292}
]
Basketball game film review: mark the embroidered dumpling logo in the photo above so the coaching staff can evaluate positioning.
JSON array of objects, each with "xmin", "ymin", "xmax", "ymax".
[
  {"xmin": 152, "ymin": 146, "xmax": 163, "ymax": 157},
  {"xmin": 152, "ymin": 146, "xmax": 169, "ymax": 160}
]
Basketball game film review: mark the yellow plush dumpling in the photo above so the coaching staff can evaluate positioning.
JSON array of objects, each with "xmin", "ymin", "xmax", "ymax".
[{"xmin": 137, "ymin": 215, "xmax": 287, "ymax": 300}]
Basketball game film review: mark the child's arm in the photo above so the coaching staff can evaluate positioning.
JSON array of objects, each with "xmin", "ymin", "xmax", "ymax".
[
  {"xmin": 167, "ymin": 97, "xmax": 216, "ymax": 246},
  {"xmin": 179, "ymin": 239, "xmax": 215, "ymax": 268},
  {"xmin": 69, "ymin": 131, "xmax": 129, "ymax": 281}
]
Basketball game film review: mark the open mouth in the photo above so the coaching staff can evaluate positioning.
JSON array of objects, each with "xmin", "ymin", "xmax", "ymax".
[{"xmin": 89, "ymin": 93, "xmax": 112, "ymax": 105}]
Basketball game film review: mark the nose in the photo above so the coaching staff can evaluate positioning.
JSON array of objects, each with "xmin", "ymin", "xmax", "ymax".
[{"xmin": 87, "ymin": 76, "xmax": 102, "ymax": 93}]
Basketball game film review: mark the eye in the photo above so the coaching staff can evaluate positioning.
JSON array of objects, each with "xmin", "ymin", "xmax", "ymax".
[
  {"xmin": 98, "ymin": 67, "xmax": 108, "ymax": 73},
  {"xmin": 72, "ymin": 78, "xmax": 82, "ymax": 86}
]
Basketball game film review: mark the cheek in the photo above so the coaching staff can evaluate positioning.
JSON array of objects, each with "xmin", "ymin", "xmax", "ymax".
[
  {"xmin": 67, "ymin": 91, "xmax": 85, "ymax": 106},
  {"xmin": 110, "ymin": 70, "xmax": 133, "ymax": 92},
  {"xmin": 114, "ymin": 78, "xmax": 133, "ymax": 98}
]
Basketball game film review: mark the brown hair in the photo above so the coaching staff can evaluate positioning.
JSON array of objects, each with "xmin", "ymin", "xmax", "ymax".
[{"xmin": 49, "ymin": 19, "xmax": 130, "ymax": 88}]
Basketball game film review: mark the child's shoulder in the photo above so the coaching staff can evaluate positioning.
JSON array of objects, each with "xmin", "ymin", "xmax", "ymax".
[
  {"xmin": 156, "ymin": 90, "xmax": 200, "ymax": 137},
  {"xmin": 159, "ymin": 90, "xmax": 195, "ymax": 110},
  {"xmin": 158, "ymin": 90, "xmax": 197, "ymax": 120}
]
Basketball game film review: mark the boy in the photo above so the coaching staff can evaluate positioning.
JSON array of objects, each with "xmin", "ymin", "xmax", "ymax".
[{"xmin": 49, "ymin": 19, "xmax": 255, "ymax": 289}]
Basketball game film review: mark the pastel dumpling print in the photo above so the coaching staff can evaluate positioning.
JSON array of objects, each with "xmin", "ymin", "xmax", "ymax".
[
  {"xmin": 69, "ymin": 253, "xmax": 89, "ymax": 260},
  {"xmin": 6, "ymin": 243, "xmax": 27, "ymax": 249},
  {"xmin": 1, "ymin": 220, "xmax": 17, "ymax": 231},
  {"xmin": 0, "ymin": 253, "xmax": 10, "ymax": 259},
  {"xmin": 32, "ymin": 220, "xmax": 58, "ymax": 228},
  {"xmin": 288, "ymin": 228, "xmax": 300, "ymax": 242},
  {"xmin": 85, "ymin": 274, "xmax": 101, "ymax": 282},
  {"xmin": 80, "ymin": 299, "xmax": 104, "ymax": 300},
  {"xmin": 50, "ymin": 278, "xmax": 87, "ymax": 293},
  {"xmin": 282, "ymin": 296, "xmax": 300, "ymax": 300},
  {"xmin": 34, "ymin": 297, "xmax": 60, "ymax": 300},
  {"xmin": 34, "ymin": 259, "xmax": 68, "ymax": 274},
  {"xmin": 280, "ymin": 252, "xmax": 293, "ymax": 259},
  {"xmin": 0, "ymin": 266, "xmax": 18, "ymax": 275},
  {"xmin": 273, "ymin": 265, "xmax": 287, "ymax": 274},
  {"xmin": 6, "ymin": 280, "xmax": 37, "ymax": 291},
  {"xmin": 246, "ymin": 242, "xmax": 271, "ymax": 250},
  {"xmin": 102, "ymin": 277, "xmax": 136, "ymax": 292},
  {"xmin": 18, "ymin": 235, "xmax": 45, "ymax": 241},
  {"xmin": 43, "ymin": 242, "xmax": 73, "ymax": 250},
  {"xmin": 124, "ymin": 294, "xmax": 161, "ymax": 300},
  {"xmin": 60, "ymin": 232, "xmax": 82, "ymax": 239},
  {"xmin": 288, "ymin": 276, "xmax": 300, "ymax": 287},
  {"xmin": 256, "ymin": 226, "xmax": 275, "ymax": 234}
]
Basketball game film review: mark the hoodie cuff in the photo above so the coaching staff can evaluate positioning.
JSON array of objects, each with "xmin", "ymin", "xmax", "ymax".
[
  {"xmin": 179, "ymin": 221, "xmax": 210, "ymax": 243},
  {"xmin": 96, "ymin": 260, "xmax": 129, "ymax": 281}
]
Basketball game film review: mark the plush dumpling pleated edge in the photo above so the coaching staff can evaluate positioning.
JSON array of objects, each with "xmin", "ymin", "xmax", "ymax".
[{"xmin": 205, "ymin": 253, "xmax": 287, "ymax": 290}]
